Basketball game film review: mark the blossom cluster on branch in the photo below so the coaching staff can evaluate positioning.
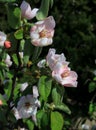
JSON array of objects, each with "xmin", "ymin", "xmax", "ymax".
[{"xmin": 0, "ymin": 1, "xmax": 78, "ymax": 130}]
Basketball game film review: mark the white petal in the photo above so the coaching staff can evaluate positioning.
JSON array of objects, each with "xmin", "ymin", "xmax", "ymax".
[
  {"xmin": 30, "ymin": 8, "xmax": 39, "ymax": 18},
  {"xmin": 20, "ymin": 82, "xmax": 28, "ymax": 92},
  {"xmin": 37, "ymin": 59, "xmax": 46, "ymax": 68},
  {"xmin": 33, "ymin": 86, "xmax": 39, "ymax": 98},
  {"xmin": 30, "ymin": 32, "xmax": 39, "ymax": 39}
]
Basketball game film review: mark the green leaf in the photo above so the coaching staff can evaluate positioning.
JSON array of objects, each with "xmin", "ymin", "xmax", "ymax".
[
  {"xmin": 52, "ymin": 87, "xmax": 61, "ymax": 105},
  {"xmin": 24, "ymin": 40, "xmax": 33, "ymax": 55},
  {"xmin": 50, "ymin": 0, "xmax": 54, "ymax": 7},
  {"xmin": 0, "ymin": 62, "xmax": 7, "ymax": 69},
  {"xmin": 55, "ymin": 103, "xmax": 71, "ymax": 115},
  {"xmin": 41, "ymin": 112, "xmax": 49, "ymax": 129},
  {"xmin": 37, "ymin": 110, "xmax": 44, "ymax": 129},
  {"xmin": 36, "ymin": 0, "xmax": 50, "ymax": 20},
  {"xmin": 23, "ymin": 55, "xmax": 29, "ymax": 65},
  {"xmin": 89, "ymin": 103, "xmax": 94, "ymax": 114},
  {"xmin": 6, "ymin": 5, "xmax": 21, "ymax": 29},
  {"xmin": 38, "ymin": 76, "xmax": 52, "ymax": 101},
  {"xmin": 12, "ymin": 54, "xmax": 19, "ymax": 66},
  {"xmin": 51, "ymin": 111, "xmax": 64, "ymax": 130},
  {"xmin": 23, "ymin": 119, "xmax": 34, "ymax": 130},
  {"xmin": 88, "ymin": 81, "xmax": 96, "ymax": 93},
  {"xmin": 0, "ymin": 109, "xmax": 7, "ymax": 123},
  {"xmin": 8, "ymin": 32, "xmax": 17, "ymax": 52},
  {"xmin": 52, "ymin": 85, "xmax": 64, "ymax": 105},
  {"xmin": 32, "ymin": 47, "xmax": 42, "ymax": 61},
  {"xmin": 13, "ymin": 83, "xmax": 21, "ymax": 100},
  {"xmin": 14, "ymin": 28, "xmax": 23, "ymax": 40},
  {"xmin": 4, "ymin": 80, "xmax": 12, "ymax": 100},
  {"xmin": 37, "ymin": 110, "xmax": 49, "ymax": 129},
  {"xmin": 0, "ymin": 0, "xmax": 16, "ymax": 2}
]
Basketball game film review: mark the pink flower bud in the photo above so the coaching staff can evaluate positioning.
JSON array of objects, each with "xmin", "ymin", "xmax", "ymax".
[
  {"xmin": 0, "ymin": 100, "xmax": 3, "ymax": 106},
  {"xmin": 4, "ymin": 41, "xmax": 11, "ymax": 49}
]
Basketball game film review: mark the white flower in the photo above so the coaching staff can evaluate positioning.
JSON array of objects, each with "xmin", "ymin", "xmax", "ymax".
[
  {"xmin": 46, "ymin": 48, "xmax": 78, "ymax": 87},
  {"xmin": 4, "ymin": 54, "xmax": 12, "ymax": 67},
  {"xmin": 30, "ymin": 16, "xmax": 55, "ymax": 46},
  {"xmin": 0, "ymin": 31, "xmax": 7, "ymax": 47},
  {"xmin": 20, "ymin": 82, "xmax": 28, "ymax": 92},
  {"xmin": 14, "ymin": 86, "xmax": 40, "ymax": 123}
]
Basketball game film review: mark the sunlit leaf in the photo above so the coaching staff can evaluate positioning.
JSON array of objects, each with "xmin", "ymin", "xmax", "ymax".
[
  {"xmin": 38, "ymin": 76, "xmax": 52, "ymax": 101},
  {"xmin": 36, "ymin": 0, "xmax": 50, "ymax": 20},
  {"xmin": 51, "ymin": 111, "xmax": 64, "ymax": 130}
]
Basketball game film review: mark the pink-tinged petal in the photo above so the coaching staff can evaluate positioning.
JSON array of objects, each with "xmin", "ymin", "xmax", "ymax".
[
  {"xmin": 61, "ymin": 76, "xmax": 78, "ymax": 87},
  {"xmin": 30, "ymin": 32, "xmax": 39, "ymax": 39},
  {"xmin": 31, "ymin": 8, "xmax": 39, "ymax": 18},
  {"xmin": 20, "ymin": 1, "xmax": 38, "ymax": 20},
  {"xmin": 44, "ymin": 16, "xmax": 56, "ymax": 30},
  {"xmin": 70, "ymin": 71, "xmax": 78, "ymax": 80},
  {"xmin": 20, "ymin": 1, "xmax": 31, "ymax": 18},
  {"xmin": 32, "ymin": 39, "xmax": 40, "ymax": 46},
  {"xmin": 46, "ymin": 48, "xmax": 68, "ymax": 71},
  {"xmin": 12, "ymin": 107, "xmax": 21, "ymax": 120},
  {"xmin": 33, "ymin": 86, "xmax": 39, "ymax": 98},
  {"xmin": 0, "ymin": 100, "xmax": 3, "ymax": 105}
]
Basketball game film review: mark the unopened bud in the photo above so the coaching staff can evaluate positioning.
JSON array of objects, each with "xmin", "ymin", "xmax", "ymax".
[
  {"xmin": 4, "ymin": 41, "xmax": 11, "ymax": 48},
  {"xmin": 0, "ymin": 100, "xmax": 3, "ymax": 106}
]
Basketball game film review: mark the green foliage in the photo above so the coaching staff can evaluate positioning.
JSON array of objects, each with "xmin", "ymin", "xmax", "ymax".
[
  {"xmin": 51, "ymin": 111, "xmax": 64, "ymax": 130},
  {"xmin": 36, "ymin": 0, "xmax": 50, "ymax": 20},
  {"xmin": 0, "ymin": 0, "xmax": 16, "ymax": 2},
  {"xmin": 14, "ymin": 28, "xmax": 23, "ymax": 40},
  {"xmin": 6, "ymin": 4, "xmax": 21, "ymax": 29},
  {"xmin": 52, "ymin": 84, "xmax": 64, "ymax": 105},
  {"xmin": 38, "ymin": 76, "xmax": 52, "ymax": 101},
  {"xmin": 23, "ymin": 119, "xmax": 34, "ymax": 130}
]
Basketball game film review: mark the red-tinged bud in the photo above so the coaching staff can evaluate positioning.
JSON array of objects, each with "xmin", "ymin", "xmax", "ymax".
[
  {"xmin": 0, "ymin": 100, "xmax": 3, "ymax": 106},
  {"xmin": 4, "ymin": 41, "xmax": 11, "ymax": 49}
]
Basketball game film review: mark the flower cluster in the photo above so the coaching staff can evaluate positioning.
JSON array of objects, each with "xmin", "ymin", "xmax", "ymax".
[{"xmin": 46, "ymin": 48, "xmax": 78, "ymax": 87}]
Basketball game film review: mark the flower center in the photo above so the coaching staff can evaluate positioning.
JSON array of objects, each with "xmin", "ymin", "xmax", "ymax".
[
  {"xmin": 39, "ymin": 30, "xmax": 47, "ymax": 38},
  {"xmin": 61, "ymin": 71, "xmax": 70, "ymax": 78},
  {"xmin": 25, "ymin": 102, "xmax": 31, "ymax": 108}
]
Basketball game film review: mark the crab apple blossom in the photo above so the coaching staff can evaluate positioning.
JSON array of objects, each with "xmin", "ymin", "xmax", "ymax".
[
  {"xmin": 46, "ymin": 48, "xmax": 78, "ymax": 87},
  {"xmin": 0, "ymin": 31, "xmax": 7, "ymax": 47},
  {"xmin": 46, "ymin": 48, "xmax": 69, "ymax": 70},
  {"xmin": 20, "ymin": 1, "xmax": 38, "ymax": 20},
  {"xmin": 13, "ymin": 86, "xmax": 40, "ymax": 123},
  {"xmin": 4, "ymin": 54, "xmax": 12, "ymax": 67},
  {"xmin": 30, "ymin": 16, "xmax": 55, "ymax": 46},
  {"xmin": 52, "ymin": 64, "xmax": 78, "ymax": 87}
]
